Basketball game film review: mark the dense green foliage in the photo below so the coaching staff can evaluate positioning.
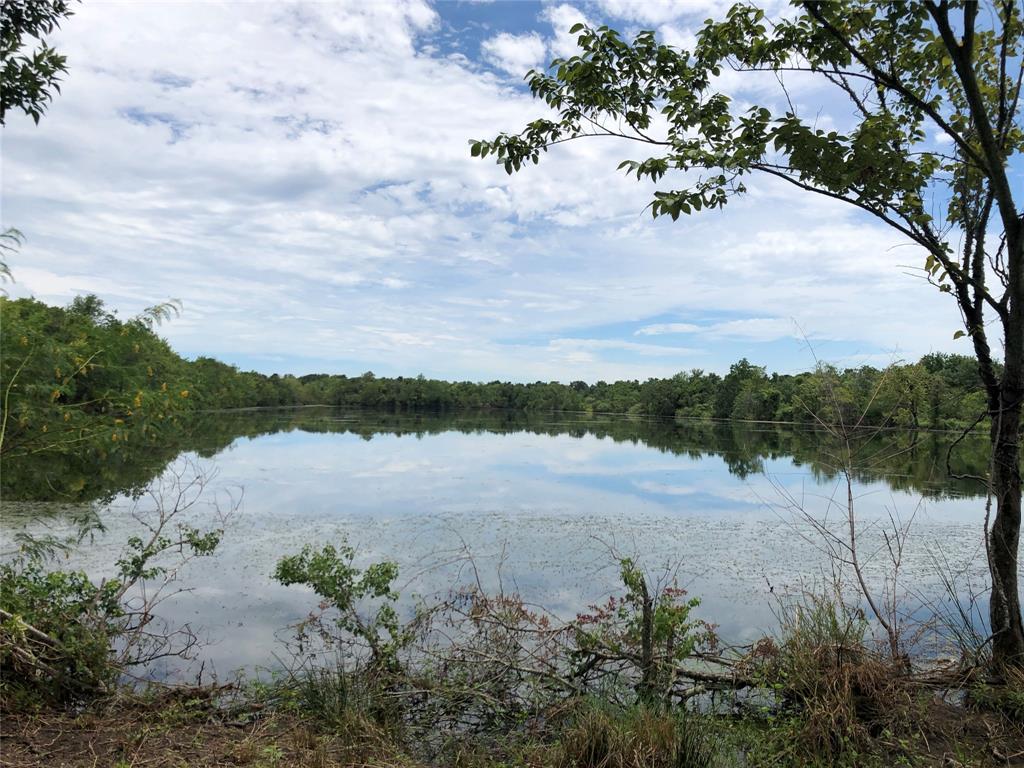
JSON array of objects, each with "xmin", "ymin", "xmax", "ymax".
[
  {"xmin": 0, "ymin": 296, "xmax": 302, "ymax": 500},
  {"xmin": 2, "ymin": 295, "xmax": 994, "ymax": 446},
  {"xmin": 2, "ymin": 295, "xmax": 192, "ymax": 457},
  {"xmin": 0, "ymin": 0, "xmax": 76, "ymax": 125},
  {"xmin": 0, "ymin": 296, "xmax": 300, "ymax": 454},
  {"xmin": 0, "ymin": 559, "xmax": 119, "ymax": 705},
  {"xmin": 297, "ymin": 354, "xmax": 991, "ymax": 429}
]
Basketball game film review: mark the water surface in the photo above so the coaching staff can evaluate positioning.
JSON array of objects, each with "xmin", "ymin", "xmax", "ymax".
[{"xmin": 1, "ymin": 409, "xmax": 993, "ymax": 679}]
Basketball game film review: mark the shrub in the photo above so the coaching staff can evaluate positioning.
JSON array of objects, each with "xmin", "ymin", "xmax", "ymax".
[
  {"xmin": 0, "ymin": 560, "xmax": 120, "ymax": 705},
  {"xmin": 0, "ymin": 461, "xmax": 229, "ymax": 707},
  {"xmin": 273, "ymin": 541, "xmax": 407, "ymax": 674},
  {"xmin": 754, "ymin": 593, "xmax": 915, "ymax": 765}
]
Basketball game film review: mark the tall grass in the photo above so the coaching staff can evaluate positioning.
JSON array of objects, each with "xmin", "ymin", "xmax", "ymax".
[
  {"xmin": 756, "ymin": 592, "xmax": 917, "ymax": 765},
  {"xmin": 550, "ymin": 700, "xmax": 716, "ymax": 768}
]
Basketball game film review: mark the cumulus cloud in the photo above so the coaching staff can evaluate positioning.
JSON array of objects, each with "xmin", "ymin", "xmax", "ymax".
[
  {"xmin": 654, "ymin": 24, "xmax": 698, "ymax": 50},
  {"xmin": 0, "ymin": 1, "xmax": 970, "ymax": 383},
  {"xmin": 481, "ymin": 32, "xmax": 547, "ymax": 76},
  {"xmin": 541, "ymin": 4, "xmax": 592, "ymax": 59},
  {"xmin": 595, "ymin": 0, "xmax": 729, "ymax": 25},
  {"xmin": 596, "ymin": 0, "xmax": 790, "ymax": 26}
]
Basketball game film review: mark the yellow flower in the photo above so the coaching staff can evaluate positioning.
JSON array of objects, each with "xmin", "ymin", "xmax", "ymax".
[
  {"xmin": 161, "ymin": 382, "xmax": 167, "ymax": 392},
  {"xmin": 63, "ymin": 412, "xmax": 71, "ymax": 422},
  {"xmin": 179, "ymin": 390, "xmax": 189, "ymax": 398},
  {"xmin": 133, "ymin": 392, "xmax": 143, "ymax": 408},
  {"xmin": 51, "ymin": 389, "xmax": 61, "ymax": 401},
  {"xmin": 41, "ymin": 424, "xmax": 48, "ymax": 433},
  {"xmin": 112, "ymin": 433, "xmax": 118, "ymax": 442},
  {"xmin": 19, "ymin": 336, "xmax": 28, "ymax": 346}
]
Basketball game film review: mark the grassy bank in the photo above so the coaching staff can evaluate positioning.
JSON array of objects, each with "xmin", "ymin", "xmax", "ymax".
[
  {"xmin": 2, "ymin": 507, "xmax": 1022, "ymax": 767},
  {"xmin": 1, "ymin": 661, "xmax": 1021, "ymax": 767}
]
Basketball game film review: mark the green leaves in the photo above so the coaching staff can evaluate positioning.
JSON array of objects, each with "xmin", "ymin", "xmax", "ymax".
[
  {"xmin": 650, "ymin": 181, "xmax": 729, "ymax": 221},
  {"xmin": 618, "ymin": 157, "xmax": 670, "ymax": 182},
  {"xmin": 1, "ymin": 1, "xmax": 77, "ymax": 125},
  {"xmin": 0, "ymin": 295, "xmax": 197, "ymax": 469},
  {"xmin": 274, "ymin": 541, "xmax": 406, "ymax": 669},
  {"xmin": 274, "ymin": 543, "xmax": 400, "ymax": 610},
  {"xmin": 468, "ymin": 0, "xmax": 1022, "ymax": 302},
  {"xmin": 0, "ymin": 559, "xmax": 117, "ymax": 701}
]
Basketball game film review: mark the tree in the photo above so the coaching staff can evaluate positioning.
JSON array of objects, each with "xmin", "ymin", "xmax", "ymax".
[
  {"xmin": 714, "ymin": 358, "xmax": 766, "ymax": 420},
  {"xmin": 472, "ymin": 1, "xmax": 1024, "ymax": 669},
  {"xmin": 1, "ymin": 0, "xmax": 76, "ymax": 125}
]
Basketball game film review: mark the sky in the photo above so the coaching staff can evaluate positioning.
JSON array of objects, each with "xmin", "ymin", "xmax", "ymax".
[{"xmin": 1, "ymin": 0, "xmax": 994, "ymax": 383}]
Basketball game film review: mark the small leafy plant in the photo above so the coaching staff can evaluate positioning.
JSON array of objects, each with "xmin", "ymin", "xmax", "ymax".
[{"xmin": 274, "ymin": 541, "xmax": 407, "ymax": 674}]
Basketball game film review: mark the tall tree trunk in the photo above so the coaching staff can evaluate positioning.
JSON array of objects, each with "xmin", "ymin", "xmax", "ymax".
[
  {"xmin": 989, "ymin": 205, "xmax": 1023, "ymax": 671},
  {"xmin": 989, "ymin": 382, "xmax": 1024, "ymax": 670}
]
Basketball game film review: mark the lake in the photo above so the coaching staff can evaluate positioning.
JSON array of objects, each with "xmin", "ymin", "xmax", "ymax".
[{"xmin": 0, "ymin": 408, "xmax": 994, "ymax": 681}]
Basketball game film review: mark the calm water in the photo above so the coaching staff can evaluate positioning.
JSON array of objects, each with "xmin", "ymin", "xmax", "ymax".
[{"xmin": 0, "ymin": 409, "xmax": 995, "ymax": 680}]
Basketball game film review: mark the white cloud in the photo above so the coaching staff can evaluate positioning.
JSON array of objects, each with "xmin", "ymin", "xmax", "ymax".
[
  {"xmin": 705, "ymin": 318, "xmax": 803, "ymax": 342},
  {"xmin": 655, "ymin": 24, "xmax": 698, "ymax": 50},
  {"xmin": 596, "ymin": 0, "xmax": 790, "ymax": 26},
  {"xmin": 0, "ymin": 1, "xmax": 972, "ymax": 383},
  {"xmin": 635, "ymin": 323, "xmax": 700, "ymax": 336},
  {"xmin": 636, "ymin": 318, "xmax": 830, "ymax": 344},
  {"xmin": 481, "ymin": 32, "xmax": 547, "ymax": 77},
  {"xmin": 595, "ymin": 0, "xmax": 729, "ymax": 25},
  {"xmin": 541, "ymin": 4, "xmax": 591, "ymax": 59},
  {"xmin": 547, "ymin": 338, "xmax": 703, "ymax": 358}
]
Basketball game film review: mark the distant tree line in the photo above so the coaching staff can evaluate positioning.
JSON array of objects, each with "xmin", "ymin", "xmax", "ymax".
[
  {"xmin": 0, "ymin": 295, "xmax": 1000, "ymax": 469},
  {"xmin": 298, "ymin": 352, "xmax": 992, "ymax": 431}
]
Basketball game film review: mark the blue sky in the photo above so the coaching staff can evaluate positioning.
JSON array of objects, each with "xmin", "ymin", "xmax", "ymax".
[{"xmin": 2, "ymin": 0, "xmax": 991, "ymax": 382}]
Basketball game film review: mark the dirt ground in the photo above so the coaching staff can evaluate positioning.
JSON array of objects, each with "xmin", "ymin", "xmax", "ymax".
[
  {"xmin": 0, "ymin": 699, "xmax": 400, "ymax": 768},
  {"xmin": 2, "ymin": 694, "xmax": 1023, "ymax": 767}
]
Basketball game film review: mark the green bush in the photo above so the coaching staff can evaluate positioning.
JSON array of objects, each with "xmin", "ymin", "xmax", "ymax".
[
  {"xmin": 0, "ymin": 467, "xmax": 226, "ymax": 707},
  {"xmin": 274, "ymin": 541, "xmax": 407, "ymax": 673},
  {"xmin": 0, "ymin": 559, "xmax": 120, "ymax": 705}
]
